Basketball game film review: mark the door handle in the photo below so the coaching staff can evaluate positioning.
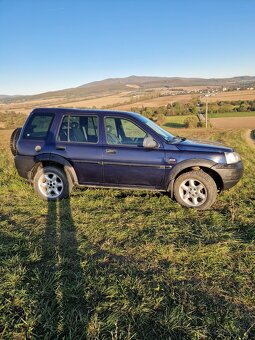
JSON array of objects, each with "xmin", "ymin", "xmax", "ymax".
[
  {"xmin": 106, "ymin": 149, "xmax": 116, "ymax": 154},
  {"xmin": 56, "ymin": 146, "xmax": 66, "ymax": 151}
]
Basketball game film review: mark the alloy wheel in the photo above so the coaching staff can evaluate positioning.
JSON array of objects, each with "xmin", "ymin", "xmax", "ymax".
[
  {"xmin": 38, "ymin": 172, "xmax": 64, "ymax": 199},
  {"xmin": 179, "ymin": 178, "xmax": 207, "ymax": 207}
]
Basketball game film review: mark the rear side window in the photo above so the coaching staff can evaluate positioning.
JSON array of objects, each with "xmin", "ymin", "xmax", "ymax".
[
  {"xmin": 23, "ymin": 113, "xmax": 55, "ymax": 140},
  {"xmin": 58, "ymin": 115, "xmax": 98, "ymax": 143}
]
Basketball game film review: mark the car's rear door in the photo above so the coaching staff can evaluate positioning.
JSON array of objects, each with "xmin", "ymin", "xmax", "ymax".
[{"xmin": 54, "ymin": 114, "xmax": 103, "ymax": 184}]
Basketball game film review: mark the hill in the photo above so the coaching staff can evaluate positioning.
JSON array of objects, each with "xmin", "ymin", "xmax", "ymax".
[
  {"xmin": 1, "ymin": 75, "xmax": 255, "ymax": 102},
  {"xmin": 1, "ymin": 75, "xmax": 255, "ymax": 116}
]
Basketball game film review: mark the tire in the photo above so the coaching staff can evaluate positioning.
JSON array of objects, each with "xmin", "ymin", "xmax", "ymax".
[
  {"xmin": 33, "ymin": 166, "xmax": 72, "ymax": 201},
  {"xmin": 10, "ymin": 127, "xmax": 22, "ymax": 156},
  {"xmin": 173, "ymin": 170, "xmax": 217, "ymax": 210}
]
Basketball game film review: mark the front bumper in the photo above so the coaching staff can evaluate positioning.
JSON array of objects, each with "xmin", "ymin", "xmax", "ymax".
[{"xmin": 212, "ymin": 161, "xmax": 244, "ymax": 190}]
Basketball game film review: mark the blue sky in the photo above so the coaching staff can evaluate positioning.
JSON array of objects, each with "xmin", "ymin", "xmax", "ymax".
[{"xmin": 0, "ymin": 0, "xmax": 255, "ymax": 95}]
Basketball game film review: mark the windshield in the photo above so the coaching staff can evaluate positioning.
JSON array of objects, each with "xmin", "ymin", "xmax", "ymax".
[{"xmin": 139, "ymin": 116, "xmax": 175, "ymax": 142}]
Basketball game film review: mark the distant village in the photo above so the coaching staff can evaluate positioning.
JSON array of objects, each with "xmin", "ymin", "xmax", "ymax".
[{"xmin": 157, "ymin": 85, "xmax": 255, "ymax": 97}]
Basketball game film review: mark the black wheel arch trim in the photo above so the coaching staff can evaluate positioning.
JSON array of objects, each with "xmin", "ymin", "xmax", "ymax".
[
  {"xmin": 167, "ymin": 158, "xmax": 218, "ymax": 197},
  {"xmin": 31, "ymin": 153, "xmax": 78, "ymax": 185}
]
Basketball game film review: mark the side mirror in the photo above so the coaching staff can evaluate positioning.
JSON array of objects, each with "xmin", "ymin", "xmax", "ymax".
[{"xmin": 143, "ymin": 135, "xmax": 158, "ymax": 148}]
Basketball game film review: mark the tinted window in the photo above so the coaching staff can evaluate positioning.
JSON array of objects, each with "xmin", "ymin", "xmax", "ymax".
[
  {"xmin": 105, "ymin": 117, "xmax": 146, "ymax": 145},
  {"xmin": 58, "ymin": 115, "xmax": 98, "ymax": 143},
  {"xmin": 23, "ymin": 113, "xmax": 54, "ymax": 140}
]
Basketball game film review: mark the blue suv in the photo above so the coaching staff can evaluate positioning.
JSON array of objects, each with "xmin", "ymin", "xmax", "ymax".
[{"xmin": 11, "ymin": 108, "xmax": 243, "ymax": 210}]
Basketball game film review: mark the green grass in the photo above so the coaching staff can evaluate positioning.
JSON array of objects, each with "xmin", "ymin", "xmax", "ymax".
[
  {"xmin": 1, "ymin": 128, "xmax": 255, "ymax": 339},
  {"xmin": 209, "ymin": 111, "xmax": 255, "ymax": 118}
]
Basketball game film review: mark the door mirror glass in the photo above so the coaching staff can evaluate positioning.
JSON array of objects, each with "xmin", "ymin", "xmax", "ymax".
[{"xmin": 143, "ymin": 135, "xmax": 158, "ymax": 148}]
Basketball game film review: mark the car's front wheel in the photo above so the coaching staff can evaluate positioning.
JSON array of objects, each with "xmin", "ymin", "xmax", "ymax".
[
  {"xmin": 173, "ymin": 170, "xmax": 217, "ymax": 210},
  {"xmin": 33, "ymin": 166, "xmax": 71, "ymax": 201}
]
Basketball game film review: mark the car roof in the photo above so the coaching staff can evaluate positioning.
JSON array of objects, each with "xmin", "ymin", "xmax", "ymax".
[{"xmin": 32, "ymin": 107, "xmax": 143, "ymax": 119}]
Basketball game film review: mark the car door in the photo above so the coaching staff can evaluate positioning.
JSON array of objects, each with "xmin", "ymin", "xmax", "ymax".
[
  {"xmin": 54, "ymin": 114, "xmax": 103, "ymax": 184},
  {"xmin": 103, "ymin": 116, "xmax": 165, "ymax": 188}
]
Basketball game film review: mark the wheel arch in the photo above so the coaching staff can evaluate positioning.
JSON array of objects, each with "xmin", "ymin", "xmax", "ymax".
[
  {"xmin": 29, "ymin": 153, "xmax": 78, "ymax": 186},
  {"xmin": 168, "ymin": 159, "xmax": 224, "ymax": 197}
]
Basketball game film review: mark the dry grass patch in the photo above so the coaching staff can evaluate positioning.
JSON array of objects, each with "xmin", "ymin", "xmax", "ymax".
[{"xmin": 211, "ymin": 117, "xmax": 255, "ymax": 129}]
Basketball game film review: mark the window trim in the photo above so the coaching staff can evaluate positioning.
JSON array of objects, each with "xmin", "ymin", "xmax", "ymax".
[
  {"xmin": 104, "ymin": 116, "xmax": 155, "ymax": 147},
  {"xmin": 22, "ymin": 112, "xmax": 55, "ymax": 141},
  {"xmin": 57, "ymin": 114, "xmax": 99, "ymax": 144}
]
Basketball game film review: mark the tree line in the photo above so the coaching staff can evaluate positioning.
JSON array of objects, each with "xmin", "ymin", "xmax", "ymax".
[{"xmin": 131, "ymin": 99, "xmax": 255, "ymax": 123}]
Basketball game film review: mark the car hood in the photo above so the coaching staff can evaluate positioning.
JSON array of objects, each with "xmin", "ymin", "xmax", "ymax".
[{"xmin": 173, "ymin": 138, "xmax": 233, "ymax": 153}]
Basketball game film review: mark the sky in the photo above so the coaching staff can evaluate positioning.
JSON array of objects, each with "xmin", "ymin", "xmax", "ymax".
[{"xmin": 0, "ymin": 0, "xmax": 255, "ymax": 95}]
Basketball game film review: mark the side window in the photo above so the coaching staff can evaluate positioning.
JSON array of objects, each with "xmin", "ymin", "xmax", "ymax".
[
  {"xmin": 121, "ymin": 119, "xmax": 146, "ymax": 139},
  {"xmin": 58, "ymin": 115, "xmax": 98, "ymax": 143},
  {"xmin": 23, "ymin": 113, "xmax": 54, "ymax": 140},
  {"xmin": 105, "ymin": 117, "xmax": 146, "ymax": 145}
]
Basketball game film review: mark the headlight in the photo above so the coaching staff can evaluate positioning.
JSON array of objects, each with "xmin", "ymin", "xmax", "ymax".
[{"xmin": 225, "ymin": 152, "xmax": 241, "ymax": 164}]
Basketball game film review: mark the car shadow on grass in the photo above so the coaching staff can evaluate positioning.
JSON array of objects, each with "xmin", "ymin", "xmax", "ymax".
[
  {"xmin": 29, "ymin": 194, "xmax": 255, "ymax": 339},
  {"xmin": 2, "ymin": 195, "xmax": 253, "ymax": 339},
  {"xmin": 32, "ymin": 199, "xmax": 87, "ymax": 338}
]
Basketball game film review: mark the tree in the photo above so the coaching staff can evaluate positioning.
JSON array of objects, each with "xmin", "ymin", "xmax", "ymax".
[{"xmin": 184, "ymin": 116, "xmax": 199, "ymax": 128}]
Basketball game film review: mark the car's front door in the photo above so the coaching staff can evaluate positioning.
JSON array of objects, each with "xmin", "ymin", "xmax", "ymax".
[
  {"xmin": 103, "ymin": 116, "xmax": 165, "ymax": 188},
  {"xmin": 55, "ymin": 114, "xmax": 103, "ymax": 184}
]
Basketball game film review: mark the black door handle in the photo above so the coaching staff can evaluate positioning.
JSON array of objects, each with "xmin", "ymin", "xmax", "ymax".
[
  {"xmin": 56, "ymin": 146, "xmax": 66, "ymax": 150},
  {"xmin": 106, "ymin": 149, "xmax": 116, "ymax": 154}
]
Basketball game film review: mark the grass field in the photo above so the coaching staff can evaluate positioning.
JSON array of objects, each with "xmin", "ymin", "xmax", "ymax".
[
  {"xmin": 210, "ymin": 117, "xmax": 255, "ymax": 129},
  {"xmin": 1, "ymin": 128, "xmax": 255, "ymax": 339},
  {"xmin": 162, "ymin": 113, "xmax": 255, "ymax": 130},
  {"xmin": 209, "ymin": 112, "xmax": 255, "ymax": 118}
]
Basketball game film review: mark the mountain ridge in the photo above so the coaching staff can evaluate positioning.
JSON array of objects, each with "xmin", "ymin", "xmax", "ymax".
[{"xmin": 1, "ymin": 75, "xmax": 255, "ymax": 102}]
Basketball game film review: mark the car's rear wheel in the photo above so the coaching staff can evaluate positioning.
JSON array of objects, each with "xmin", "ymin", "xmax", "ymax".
[
  {"xmin": 174, "ymin": 170, "xmax": 217, "ymax": 210},
  {"xmin": 33, "ymin": 166, "xmax": 71, "ymax": 200}
]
